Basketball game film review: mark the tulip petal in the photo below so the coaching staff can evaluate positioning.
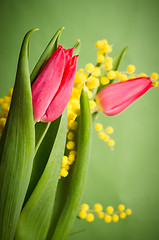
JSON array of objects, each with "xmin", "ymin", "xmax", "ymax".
[
  {"xmin": 96, "ymin": 77, "xmax": 153, "ymax": 116},
  {"xmin": 62, "ymin": 46, "xmax": 74, "ymax": 71},
  {"xmin": 41, "ymin": 55, "xmax": 78, "ymax": 122},
  {"xmin": 32, "ymin": 45, "xmax": 66, "ymax": 122}
]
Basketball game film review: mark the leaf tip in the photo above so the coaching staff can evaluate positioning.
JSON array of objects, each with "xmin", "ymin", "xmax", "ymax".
[
  {"xmin": 30, "ymin": 28, "xmax": 39, "ymax": 33},
  {"xmin": 83, "ymin": 84, "xmax": 87, "ymax": 93},
  {"xmin": 58, "ymin": 27, "xmax": 65, "ymax": 32}
]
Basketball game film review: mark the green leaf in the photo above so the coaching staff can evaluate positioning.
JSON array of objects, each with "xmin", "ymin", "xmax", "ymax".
[
  {"xmin": 46, "ymin": 175, "xmax": 70, "ymax": 239},
  {"xmin": 30, "ymin": 27, "xmax": 64, "ymax": 84},
  {"xmin": 50, "ymin": 87, "xmax": 92, "ymax": 240},
  {"xmin": 15, "ymin": 108, "xmax": 68, "ymax": 240},
  {"xmin": 24, "ymin": 117, "xmax": 61, "ymax": 205},
  {"xmin": 113, "ymin": 46, "xmax": 128, "ymax": 71},
  {"xmin": 0, "ymin": 29, "xmax": 36, "ymax": 240}
]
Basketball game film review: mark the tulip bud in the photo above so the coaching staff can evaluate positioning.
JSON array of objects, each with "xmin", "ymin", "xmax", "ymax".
[
  {"xmin": 32, "ymin": 45, "xmax": 78, "ymax": 122},
  {"xmin": 96, "ymin": 77, "xmax": 153, "ymax": 116}
]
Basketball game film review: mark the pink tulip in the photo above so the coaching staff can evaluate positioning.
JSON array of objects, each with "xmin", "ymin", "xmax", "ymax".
[
  {"xmin": 31, "ymin": 45, "xmax": 78, "ymax": 122},
  {"xmin": 96, "ymin": 77, "xmax": 153, "ymax": 116}
]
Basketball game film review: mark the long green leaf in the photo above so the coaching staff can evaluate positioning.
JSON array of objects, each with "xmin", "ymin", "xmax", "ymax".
[
  {"xmin": 15, "ymin": 108, "xmax": 68, "ymax": 240},
  {"xmin": 0, "ymin": 29, "xmax": 36, "ymax": 240},
  {"xmin": 46, "ymin": 172, "xmax": 71, "ymax": 239},
  {"xmin": 24, "ymin": 117, "xmax": 61, "ymax": 205},
  {"xmin": 30, "ymin": 27, "xmax": 64, "ymax": 84},
  {"xmin": 51, "ymin": 87, "xmax": 92, "ymax": 240}
]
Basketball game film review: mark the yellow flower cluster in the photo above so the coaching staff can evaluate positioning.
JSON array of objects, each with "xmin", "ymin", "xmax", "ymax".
[
  {"xmin": 61, "ymin": 40, "xmax": 117, "ymax": 178},
  {"xmin": 0, "ymin": 88, "xmax": 13, "ymax": 136},
  {"xmin": 59, "ymin": 74, "xmax": 82, "ymax": 178},
  {"xmin": 60, "ymin": 39, "xmax": 118, "ymax": 178},
  {"xmin": 95, "ymin": 39, "xmax": 112, "ymax": 56},
  {"xmin": 73, "ymin": 40, "xmax": 115, "ymax": 99},
  {"xmin": 106, "ymin": 64, "xmax": 136, "ymax": 82},
  {"xmin": 79, "ymin": 203, "xmax": 132, "ymax": 223},
  {"xmin": 95, "ymin": 123, "xmax": 115, "ymax": 149},
  {"xmin": 60, "ymin": 44, "xmax": 115, "ymax": 177}
]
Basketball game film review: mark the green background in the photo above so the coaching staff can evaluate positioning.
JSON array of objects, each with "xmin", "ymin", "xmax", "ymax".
[{"xmin": 1, "ymin": 0, "xmax": 159, "ymax": 239}]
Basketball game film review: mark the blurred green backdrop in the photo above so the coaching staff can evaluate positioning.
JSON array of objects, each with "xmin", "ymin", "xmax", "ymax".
[{"xmin": 1, "ymin": 0, "xmax": 159, "ymax": 239}]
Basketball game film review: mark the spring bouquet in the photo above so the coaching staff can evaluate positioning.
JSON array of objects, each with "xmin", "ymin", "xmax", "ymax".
[{"xmin": 0, "ymin": 27, "xmax": 157, "ymax": 240}]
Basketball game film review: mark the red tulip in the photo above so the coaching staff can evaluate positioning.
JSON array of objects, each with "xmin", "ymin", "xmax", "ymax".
[
  {"xmin": 31, "ymin": 45, "xmax": 78, "ymax": 122},
  {"xmin": 96, "ymin": 77, "xmax": 153, "ymax": 116}
]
